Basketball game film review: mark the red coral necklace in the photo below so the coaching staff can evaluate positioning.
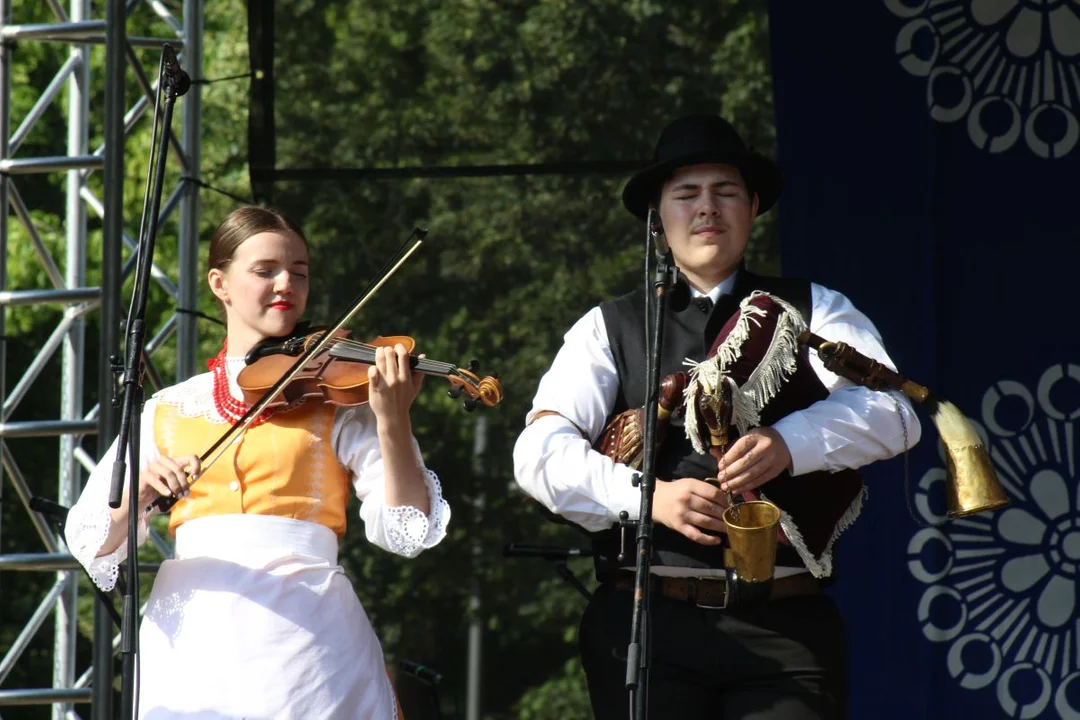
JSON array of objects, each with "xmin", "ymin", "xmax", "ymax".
[{"xmin": 208, "ymin": 342, "xmax": 273, "ymax": 426}]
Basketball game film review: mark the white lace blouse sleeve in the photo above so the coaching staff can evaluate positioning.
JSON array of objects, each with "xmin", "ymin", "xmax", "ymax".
[
  {"xmin": 332, "ymin": 405, "xmax": 450, "ymax": 558},
  {"xmin": 63, "ymin": 398, "xmax": 162, "ymax": 591}
]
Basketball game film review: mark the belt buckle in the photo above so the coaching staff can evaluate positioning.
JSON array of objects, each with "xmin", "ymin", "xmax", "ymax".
[
  {"xmin": 685, "ymin": 577, "xmax": 729, "ymax": 609},
  {"xmin": 697, "ymin": 576, "xmax": 729, "ymax": 610}
]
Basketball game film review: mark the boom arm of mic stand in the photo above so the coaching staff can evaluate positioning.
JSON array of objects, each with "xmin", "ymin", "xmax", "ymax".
[
  {"xmin": 503, "ymin": 543, "xmax": 595, "ymax": 601},
  {"xmin": 503, "ymin": 543, "xmax": 591, "ymax": 561}
]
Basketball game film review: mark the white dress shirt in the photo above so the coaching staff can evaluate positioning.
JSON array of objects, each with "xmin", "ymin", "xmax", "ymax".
[{"xmin": 513, "ymin": 273, "xmax": 922, "ymax": 534}]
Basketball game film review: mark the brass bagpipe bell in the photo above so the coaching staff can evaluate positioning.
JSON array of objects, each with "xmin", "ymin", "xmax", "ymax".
[{"xmin": 797, "ymin": 330, "xmax": 1010, "ymax": 519}]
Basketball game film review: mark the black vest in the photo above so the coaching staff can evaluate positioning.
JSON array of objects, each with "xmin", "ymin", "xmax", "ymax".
[{"xmin": 591, "ymin": 269, "xmax": 814, "ymax": 577}]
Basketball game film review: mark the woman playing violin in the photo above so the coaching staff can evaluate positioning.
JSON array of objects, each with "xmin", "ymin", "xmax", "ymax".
[{"xmin": 65, "ymin": 206, "xmax": 449, "ymax": 719}]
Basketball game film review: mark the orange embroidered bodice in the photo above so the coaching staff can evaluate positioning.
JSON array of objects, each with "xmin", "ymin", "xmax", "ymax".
[{"xmin": 154, "ymin": 399, "xmax": 352, "ymax": 537}]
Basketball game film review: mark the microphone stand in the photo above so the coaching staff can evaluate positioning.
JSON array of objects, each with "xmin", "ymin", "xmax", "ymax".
[
  {"xmin": 623, "ymin": 212, "xmax": 681, "ymax": 720},
  {"xmin": 106, "ymin": 43, "xmax": 190, "ymax": 720}
]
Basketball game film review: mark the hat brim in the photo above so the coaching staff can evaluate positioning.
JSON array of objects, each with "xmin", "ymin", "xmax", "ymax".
[{"xmin": 621, "ymin": 150, "xmax": 782, "ymax": 221}]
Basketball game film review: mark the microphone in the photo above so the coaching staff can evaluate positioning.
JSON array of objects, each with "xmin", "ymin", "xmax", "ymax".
[
  {"xmin": 161, "ymin": 43, "xmax": 192, "ymax": 96},
  {"xmin": 645, "ymin": 208, "xmax": 690, "ymax": 311},
  {"xmin": 646, "ymin": 208, "xmax": 690, "ymax": 312},
  {"xmin": 647, "ymin": 207, "xmax": 669, "ymax": 257},
  {"xmin": 399, "ymin": 660, "xmax": 442, "ymax": 685}
]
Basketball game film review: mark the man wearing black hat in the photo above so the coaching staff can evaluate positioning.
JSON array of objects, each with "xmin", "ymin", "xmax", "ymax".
[{"xmin": 513, "ymin": 114, "xmax": 922, "ymax": 719}]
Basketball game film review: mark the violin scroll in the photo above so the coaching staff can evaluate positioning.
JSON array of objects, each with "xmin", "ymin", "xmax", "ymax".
[{"xmin": 447, "ymin": 366, "xmax": 503, "ymax": 411}]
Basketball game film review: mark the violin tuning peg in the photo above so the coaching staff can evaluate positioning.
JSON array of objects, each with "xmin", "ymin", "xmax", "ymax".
[
  {"xmin": 463, "ymin": 398, "xmax": 478, "ymax": 412},
  {"xmin": 468, "ymin": 359, "xmax": 480, "ymax": 373},
  {"xmin": 447, "ymin": 386, "xmax": 463, "ymax": 400}
]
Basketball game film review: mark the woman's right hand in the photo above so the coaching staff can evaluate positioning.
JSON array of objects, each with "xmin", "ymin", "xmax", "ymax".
[
  {"xmin": 99, "ymin": 454, "xmax": 201, "ymax": 557},
  {"xmin": 139, "ymin": 455, "xmax": 201, "ymax": 511}
]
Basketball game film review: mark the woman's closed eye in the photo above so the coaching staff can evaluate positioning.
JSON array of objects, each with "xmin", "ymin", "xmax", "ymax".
[{"xmin": 252, "ymin": 267, "xmax": 306, "ymax": 279}]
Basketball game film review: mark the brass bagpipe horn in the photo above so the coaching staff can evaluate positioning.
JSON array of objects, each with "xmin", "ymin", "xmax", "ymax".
[{"xmin": 798, "ymin": 331, "xmax": 1010, "ymax": 519}]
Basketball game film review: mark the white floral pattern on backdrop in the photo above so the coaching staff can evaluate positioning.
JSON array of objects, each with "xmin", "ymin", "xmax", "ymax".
[
  {"xmin": 886, "ymin": 0, "xmax": 1080, "ymax": 158},
  {"xmin": 909, "ymin": 363, "xmax": 1080, "ymax": 719}
]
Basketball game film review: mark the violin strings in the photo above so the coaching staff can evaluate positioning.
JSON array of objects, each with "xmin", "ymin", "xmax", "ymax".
[{"xmin": 326, "ymin": 337, "xmax": 460, "ymax": 374}]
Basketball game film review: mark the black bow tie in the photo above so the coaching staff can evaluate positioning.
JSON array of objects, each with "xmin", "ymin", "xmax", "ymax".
[{"xmin": 693, "ymin": 296, "xmax": 713, "ymax": 314}]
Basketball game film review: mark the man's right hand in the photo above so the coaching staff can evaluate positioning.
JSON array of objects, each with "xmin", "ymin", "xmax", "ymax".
[{"xmin": 651, "ymin": 478, "xmax": 728, "ymax": 546}]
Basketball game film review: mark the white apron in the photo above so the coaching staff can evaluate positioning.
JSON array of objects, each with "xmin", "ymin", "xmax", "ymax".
[{"xmin": 136, "ymin": 514, "xmax": 398, "ymax": 720}]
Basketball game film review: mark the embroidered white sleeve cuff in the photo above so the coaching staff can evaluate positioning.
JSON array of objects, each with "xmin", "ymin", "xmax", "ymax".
[
  {"xmin": 361, "ymin": 467, "xmax": 450, "ymax": 558},
  {"xmin": 64, "ymin": 485, "xmax": 149, "ymax": 592}
]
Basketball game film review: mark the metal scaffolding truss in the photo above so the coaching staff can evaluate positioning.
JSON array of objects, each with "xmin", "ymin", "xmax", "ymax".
[{"xmin": 0, "ymin": 0, "xmax": 202, "ymax": 717}]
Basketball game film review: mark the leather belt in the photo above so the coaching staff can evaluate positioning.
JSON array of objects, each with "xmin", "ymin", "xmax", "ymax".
[{"xmin": 609, "ymin": 571, "xmax": 821, "ymax": 608}]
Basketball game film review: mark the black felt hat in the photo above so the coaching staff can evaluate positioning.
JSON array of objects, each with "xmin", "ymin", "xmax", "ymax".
[{"xmin": 621, "ymin": 114, "xmax": 782, "ymax": 220}]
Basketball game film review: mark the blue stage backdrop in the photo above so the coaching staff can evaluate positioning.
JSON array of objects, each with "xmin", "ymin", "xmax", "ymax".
[{"xmin": 769, "ymin": 2, "xmax": 1080, "ymax": 718}]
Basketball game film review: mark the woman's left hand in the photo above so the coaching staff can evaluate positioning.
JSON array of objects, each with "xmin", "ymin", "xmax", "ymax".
[{"xmin": 367, "ymin": 344, "xmax": 424, "ymax": 426}]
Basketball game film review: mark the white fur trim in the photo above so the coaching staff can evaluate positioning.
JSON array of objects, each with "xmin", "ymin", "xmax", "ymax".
[
  {"xmin": 762, "ymin": 485, "xmax": 867, "ymax": 579},
  {"xmin": 682, "ymin": 292, "xmax": 808, "ymax": 453},
  {"xmin": 735, "ymin": 293, "xmax": 806, "ymax": 434}
]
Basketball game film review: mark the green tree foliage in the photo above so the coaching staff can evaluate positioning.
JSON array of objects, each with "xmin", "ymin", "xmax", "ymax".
[
  {"xmin": 1, "ymin": 1, "xmax": 776, "ymax": 718},
  {"xmin": 1, "ymin": 1, "xmax": 256, "ymax": 715}
]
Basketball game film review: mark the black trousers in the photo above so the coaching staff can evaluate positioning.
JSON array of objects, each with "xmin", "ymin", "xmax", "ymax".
[{"xmin": 578, "ymin": 583, "xmax": 847, "ymax": 720}]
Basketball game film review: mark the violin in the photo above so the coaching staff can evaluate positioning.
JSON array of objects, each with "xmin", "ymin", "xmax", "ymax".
[
  {"xmin": 238, "ymin": 326, "xmax": 503, "ymax": 411},
  {"xmin": 148, "ymin": 327, "xmax": 502, "ymax": 514}
]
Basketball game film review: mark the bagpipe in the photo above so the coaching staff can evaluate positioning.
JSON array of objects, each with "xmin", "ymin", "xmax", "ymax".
[{"xmin": 594, "ymin": 290, "xmax": 1009, "ymax": 601}]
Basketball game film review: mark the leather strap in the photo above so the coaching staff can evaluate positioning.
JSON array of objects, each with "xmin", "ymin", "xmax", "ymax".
[{"xmin": 610, "ymin": 570, "xmax": 820, "ymax": 608}]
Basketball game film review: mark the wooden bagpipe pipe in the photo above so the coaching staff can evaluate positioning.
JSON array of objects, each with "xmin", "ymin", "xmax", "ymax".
[{"xmin": 797, "ymin": 330, "xmax": 1009, "ymax": 519}]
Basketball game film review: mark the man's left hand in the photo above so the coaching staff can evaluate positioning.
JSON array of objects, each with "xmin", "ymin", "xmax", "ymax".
[{"xmin": 717, "ymin": 427, "xmax": 792, "ymax": 494}]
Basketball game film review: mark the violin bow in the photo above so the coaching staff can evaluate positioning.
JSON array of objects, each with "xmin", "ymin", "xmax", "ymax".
[{"xmin": 148, "ymin": 227, "xmax": 429, "ymax": 514}]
